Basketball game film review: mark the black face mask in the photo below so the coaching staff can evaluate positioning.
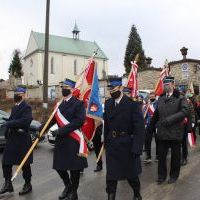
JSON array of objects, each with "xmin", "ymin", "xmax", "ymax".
[
  {"xmin": 110, "ymin": 91, "xmax": 121, "ymax": 100},
  {"xmin": 150, "ymin": 98, "xmax": 156, "ymax": 103},
  {"xmin": 62, "ymin": 88, "xmax": 71, "ymax": 97},
  {"xmin": 14, "ymin": 94, "xmax": 22, "ymax": 103}
]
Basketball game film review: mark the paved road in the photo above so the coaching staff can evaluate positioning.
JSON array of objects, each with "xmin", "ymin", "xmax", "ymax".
[{"xmin": 0, "ymin": 139, "xmax": 200, "ymax": 200}]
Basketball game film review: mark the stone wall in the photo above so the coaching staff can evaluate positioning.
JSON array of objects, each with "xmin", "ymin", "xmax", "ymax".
[{"xmin": 138, "ymin": 69, "xmax": 162, "ymax": 90}]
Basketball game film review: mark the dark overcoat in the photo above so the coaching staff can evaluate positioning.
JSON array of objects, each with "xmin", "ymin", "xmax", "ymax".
[
  {"xmin": 104, "ymin": 95, "xmax": 145, "ymax": 180},
  {"xmin": 48, "ymin": 96, "xmax": 88, "ymax": 170},
  {"xmin": 2, "ymin": 101, "xmax": 33, "ymax": 165},
  {"xmin": 149, "ymin": 90, "xmax": 189, "ymax": 141}
]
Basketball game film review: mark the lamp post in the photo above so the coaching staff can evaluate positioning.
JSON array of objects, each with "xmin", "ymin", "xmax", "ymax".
[{"xmin": 42, "ymin": 0, "xmax": 50, "ymax": 121}]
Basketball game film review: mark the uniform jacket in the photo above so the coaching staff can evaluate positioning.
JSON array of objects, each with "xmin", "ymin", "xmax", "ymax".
[
  {"xmin": 2, "ymin": 101, "xmax": 33, "ymax": 165},
  {"xmin": 104, "ymin": 95, "xmax": 145, "ymax": 180},
  {"xmin": 47, "ymin": 96, "xmax": 88, "ymax": 170},
  {"xmin": 149, "ymin": 90, "xmax": 189, "ymax": 141}
]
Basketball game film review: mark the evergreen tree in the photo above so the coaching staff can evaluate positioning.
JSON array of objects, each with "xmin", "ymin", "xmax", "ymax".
[
  {"xmin": 8, "ymin": 49, "xmax": 23, "ymax": 78},
  {"xmin": 124, "ymin": 25, "xmax": 146, "ymax": 74}
]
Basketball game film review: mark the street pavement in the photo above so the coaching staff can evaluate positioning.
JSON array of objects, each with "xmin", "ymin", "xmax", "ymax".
[{"xmin": 1, "ymin": 138, "xmax": 200, "ymax": 200}]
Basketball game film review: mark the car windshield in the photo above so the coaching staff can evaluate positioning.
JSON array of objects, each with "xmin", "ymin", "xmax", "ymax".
[
  {"xmin": 138, "ymin": 91, "xmax": 149, "ymax": 99},
  {"xmin": 0, "ymin": 110, "xmax": 9, "ymax": 118}
]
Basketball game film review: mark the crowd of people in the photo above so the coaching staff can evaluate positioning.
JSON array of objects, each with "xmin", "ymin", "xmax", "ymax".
[{"xmin": 0, "ymin": 75, "xmax": 199, "ymax": 200}]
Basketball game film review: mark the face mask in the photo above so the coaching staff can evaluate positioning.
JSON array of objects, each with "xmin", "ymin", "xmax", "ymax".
[
  {"xmin": 14, "ymin": 94, "xmax": 22, "ymax": 103},
  {"xmin": 150, "ymin": 98, "xmax": 156, "ymax": 103},
  {"xmin": 110, "ymin": 90, "xmax": 121, "ymax": 99},
  {"xmin": 62, "ymin": 88, "xmax": 71, "ymax": 97},
  {"xmin": 164, "ymin": 85, "xmax": 172, "ymax": 93}
]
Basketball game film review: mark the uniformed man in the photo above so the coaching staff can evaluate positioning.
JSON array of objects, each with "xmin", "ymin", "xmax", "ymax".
[
  {"xmin": 41, "ymin": 79, "xmax": 87, "ymax": 200},
  {"xmin": 93, "ymin": 123, "xmax": 103, "ymax": 172},
  {"xmin": 104, "ymin": 77, "xmax": 145, "ymax": 200},
  {"xmin": 149, "ymin": 76, "xmax": 189, "ymax": 184},
  {"xmin": 144, "ymin": 92, "xmax": 158, "ymax": 163},
  {"xmin": 0, "ymin": 86, "xmax": 33, "ymax": 195}
]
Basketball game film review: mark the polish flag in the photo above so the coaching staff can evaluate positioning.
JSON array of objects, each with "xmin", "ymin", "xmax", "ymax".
[
  {"xmin": 126, "ymin": 61, "xmax": 138, "ymax": 98},
  {"xmin": 154, "ymin": 67, "xmax": 169, "ymax": 96},
  {"xmin": 188, "ymin": 132, "xmax": 196, "ymax": 147}
]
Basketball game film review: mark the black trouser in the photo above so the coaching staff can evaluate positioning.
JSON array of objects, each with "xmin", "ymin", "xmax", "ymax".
[
  {"xmin": 2, "ymin": 164, "xmax": 32, "ymax": 182},
  {"xmin": 145, "ymin": 129, "xmax": 158, "ymax": 158},
  {"xmin": 106, "ymin": 176, "xmax": 140, "ymax": 196},
  {"xmin": 57, "ymin": 170, "xmax": 80, "ymax": 191},
  {"xmin": 92, "ymin": 128, "xmax": 103, "ymax": 167},
  {"xmin": 181, "ymin": 130, "xmax": 188, "ymax": 160},
  {"xmin": 158, "ymin": 140, "xmax": 181, "ymax": 180}
]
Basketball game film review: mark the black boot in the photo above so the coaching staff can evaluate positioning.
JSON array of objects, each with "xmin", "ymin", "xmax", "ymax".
[
  {"xmin": 133, "ymin": 194, "xmax": 142, "ymax": 200},
  {"xmin": 94, "ymin": 165, "xmax": 103, "ymax": 172},
  {"xmin": 19, "ymin": 182, "xmax": 32, "ymax": 195},
  {"xmin": 108, "ymin": 193, "xmax": 116, "ymax": 200},
  {"xmin": 64, "ymin": 190, "xmax": 78, "ymax": 200},
  {"xmin": 0, "ymin": 179, "xmax": 14, "ymax": 194},
  {"xmin": 59, "ymin": 185, "xmax": 70, "ymax": 200}
]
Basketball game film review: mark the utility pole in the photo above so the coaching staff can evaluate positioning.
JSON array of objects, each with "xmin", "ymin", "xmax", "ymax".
[{"xmin": 42, "ymin": 0, "xmax": 50, "ymax": 122}]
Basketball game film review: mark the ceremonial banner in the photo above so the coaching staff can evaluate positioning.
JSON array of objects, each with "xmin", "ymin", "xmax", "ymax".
[
  {"xmin": 188, "ymin": 132, "xmax": 196, "ymax": 147},
  {"xmin": 126, "ymin": 61, "xmax": 139, "ymax": 97},
  {"xmin": 154, "ymin": 67, "xmax": 169, "ymax": 96},
  {"xmin": 73, "ymin": 59, "xmax": 103, "ymax": 141}
]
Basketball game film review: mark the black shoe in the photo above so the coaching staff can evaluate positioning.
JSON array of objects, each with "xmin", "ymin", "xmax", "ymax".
[
  {"xmin": 59, "ymin": 186, "xmax": 69, "ymax": 200},
  {"xmin": 64, "ymin": 191, "xmax": 78, "ymax": 200},
  {"xmin": 144, "ymin": 156, "xmax": 152, "ymax": 164},
  {"xmin": 19, "ymin": 182, "xmax": 32, "ymax": 195},
  {"xmin": 181, "ymin": 158, "xmax": 187, "ymax": 166},
  {"xmin": 133, "ymin": 194, "xmax": 142, "ymax": 200},
  {"xmin": 94, "ymin": 165, "xmax": 103, "ymax": 172},
  {"xmin": 0, "ymin": 179, "xmax": 14, "ymax": 194},
  {"xmin": 157, "ymin": 178, "xmax": 165, "ymax": 185},
  {"xmin": 168, "ymin": 178, "xmax": 177, "ymax": 184},
  {"xmin": 108, "ymin": 193, "xmax": 116, "ymax": 200},
  {"xmin": 155, "ymin": 155, "xmax": 159, "ymax": 162}
]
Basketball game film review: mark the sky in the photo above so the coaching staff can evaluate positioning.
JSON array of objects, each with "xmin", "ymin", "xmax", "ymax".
[{"xmin": 0, "ymin": 0, "xmax": 200, "ymax": 79}]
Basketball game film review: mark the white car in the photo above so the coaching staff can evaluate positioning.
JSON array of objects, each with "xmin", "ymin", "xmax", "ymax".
[{"xmin": 47, "ymin": 124, "xmax": 58, "ymax": 145}]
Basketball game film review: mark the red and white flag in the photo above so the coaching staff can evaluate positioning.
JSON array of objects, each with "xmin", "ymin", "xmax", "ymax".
[
  {"xmin": 188, "ymin": 132, "xmax": 196, "ymax": 147},
  {"xmin": 154, "ymin": 67, "xmax": 169, "ymax": 96},
  {"xmin": 54, "ymin": 103, "xmax": 88, "ymax": 157},
  {"xmin": 126, "ymin": 61, "xmax": 139, "ymax": 98},
  {"xmin": 73, "ymin": 58, "xmax": 102, "ymax": 142}
]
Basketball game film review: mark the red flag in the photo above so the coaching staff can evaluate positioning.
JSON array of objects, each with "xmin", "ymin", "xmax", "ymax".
[
  {"xmin": 126, "ymin": 61, "xmax": 138, "ymax": 98},
  {"xmin": 73, "ymin": 59, "xmax": 100, "ymax": 141},
  {"xmin": 154, "ymin": 67, "xmax": 169, "ymax": 96}
]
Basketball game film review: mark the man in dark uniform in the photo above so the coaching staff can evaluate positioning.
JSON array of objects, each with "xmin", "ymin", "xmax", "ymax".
[
  {"xmin": 42, "ymin": 79, "xmax": 87, "ymax": 200},
  {"xmin": 149, "ymin": 76, "xmax": 189, "ymax": 184},
  {"xmin": 0, "ymin": 86, "xmax": 33, "ymax": 195},
  {"xmin": 104, "ymin": 77, "xmax": 145, "ymax": 200},
  {"xmin": 93, "ymin": 123, "xmax": 103, "ymax": 172}
]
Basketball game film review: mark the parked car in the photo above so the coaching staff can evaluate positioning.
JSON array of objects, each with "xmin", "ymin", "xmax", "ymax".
[
  {"xmin": 0, "ymin": 109, "xmax": 42, "ymax": 149},
  {"xmin": 47, "ymin": 124, "xmax": 57, "ymax": 145},
  {"xmin": 138, "ymin": 89, "xmax": 153, "ymax": 102}
]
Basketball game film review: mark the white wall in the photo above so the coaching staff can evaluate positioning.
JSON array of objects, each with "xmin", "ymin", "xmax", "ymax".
[{"xmin": 23, "ymin": 52, "xmax": 108, "ymax": 86}]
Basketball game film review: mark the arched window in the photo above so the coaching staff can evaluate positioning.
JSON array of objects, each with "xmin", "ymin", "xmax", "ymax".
[
  {"xmin": 74, "ymin": 59, "xmax": 77, "ymax": 75},
  {"xmin": 51, "ymin": 57, "xmax": 54, "ymax": 74}
]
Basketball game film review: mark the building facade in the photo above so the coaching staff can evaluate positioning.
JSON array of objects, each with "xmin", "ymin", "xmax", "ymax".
[{"xmin": 23, "ymin": 26, "xmax": 108, "ymax": 87}]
